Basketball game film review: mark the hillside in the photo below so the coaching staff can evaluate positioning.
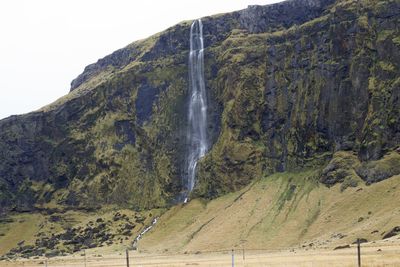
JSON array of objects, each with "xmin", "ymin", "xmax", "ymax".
[
  {"xmin": 0, "ymin": 0, "xmax": 399, "ymax": 259},
  {"xmin": 1, "ymin": 170, "xmax": 399, "ymax": 258},
  {"xmin": 141, "ymin": 171, "xmax": 400, "ymax": 252}
]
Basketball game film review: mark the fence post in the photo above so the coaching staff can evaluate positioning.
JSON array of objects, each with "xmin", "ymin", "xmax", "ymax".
[
  {"xmin": 357, "ymin": 238, "xmax": 361, "ymax": 267},
  {"xmin": 45, "ymin": 258, "xmax": 48, "ymax": 267},
  {"xmin": 242, "ymin": 247, "xmax": 245, "ymax": 261},
  {"xmin": 126, "ymin": 249, "xmax": 130, "ymax": 267},
  {"xmin": 231, "ymin": 249, "xmax": 234, "ymax": 267},
  {"xmin": 84, "ymin": 249, "xmax": 87, "ymax": 267}
]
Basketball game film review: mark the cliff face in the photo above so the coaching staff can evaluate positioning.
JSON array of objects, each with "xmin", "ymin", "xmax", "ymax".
[
  {"xmin": 195, "ymin": 0, "xmax": 400, "ymax": 197},
  {"xmin": 0, "ymin": 0, "xmax": 399, "ymax": 213}
]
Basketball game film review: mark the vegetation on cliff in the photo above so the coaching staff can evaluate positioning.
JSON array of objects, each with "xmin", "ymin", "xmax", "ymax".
[{"xmin": 0, "ymin": 0, "xmax": 399, "ymax": 215}]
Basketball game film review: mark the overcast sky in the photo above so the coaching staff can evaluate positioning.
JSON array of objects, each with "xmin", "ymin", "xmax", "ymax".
[{"xmin": 0, "ymin": 0, "xmax": 281, "ymax": 120}]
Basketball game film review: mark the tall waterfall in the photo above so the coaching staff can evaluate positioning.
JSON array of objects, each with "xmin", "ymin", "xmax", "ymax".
[{"xmin": 185, "ymin": 19, "xmax": 208, "ymax": 200}]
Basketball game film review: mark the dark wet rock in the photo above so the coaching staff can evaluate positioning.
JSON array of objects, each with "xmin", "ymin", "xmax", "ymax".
[
  {"xmin": 331, "ymin": 233, "xmax": 346, "ymax": 239},
  {"xmin": 356, "ymin": 153, "xmax": 400, "ymax": 184},
  {"xmin": 334, "ymin": 245, "xmax": 350, "ymax": 250},
  {"xmin": 383, "ymin": 226, "xmax": 400, "ymax": 239},
  {"xmin": 20, "ymin": 245, "xmax": 34, "ymax": 251},
  {"xmin": 113, "ymin": 212, "xmax": 122, "ymax": 221},
  {"xmin": 136, "ymin": 83, "xmax": 167, "ymax": 126},
  {"xmin": 238, "ymin": 0, "xmax": 335, "ymax": 33},
  {"xmin": 122, "ymin": 230, "xmax": 132, "ymax": 236},
  {"xmin": 134, "ymin": 215, "xmax": 145, "ymax": 223},
  {"xmin": 320, "ymin": 152, "xmax": 360, "ymax": 186},
  {"xmin": 49, "ymin": 215, "xmax": 62, "ymax": 222},
  {"xmin": 45, "ymin": 250, "xmax": 61, "ymax": 258},
  {"xmin": 124, "ymin": 223, "xmax": 135, "ymax": 230}
]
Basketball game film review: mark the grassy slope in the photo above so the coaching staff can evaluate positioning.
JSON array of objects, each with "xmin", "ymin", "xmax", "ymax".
[
  {"xmin": 0, "ymin": 214, "xmax": 43, "ymax": 255},
  {"xmin": 0, "ymin": 172, "xmax": 399, "ymax": 257},
  {"xmin": 0, "ymin": 208, "xmax": 164, "ymax": 257},
  {"xmin": 139, "ymin": 171, "xmax": 400, "ymax": 252}
]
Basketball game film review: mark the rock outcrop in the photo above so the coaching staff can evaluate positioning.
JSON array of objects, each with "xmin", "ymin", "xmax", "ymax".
[{"xmin": 0, "ymin": 0, "xmax": 399, "ymax": 213}]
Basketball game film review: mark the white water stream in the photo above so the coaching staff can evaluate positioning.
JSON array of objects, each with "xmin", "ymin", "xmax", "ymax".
[
  {"xmin": 134, "ymin": 20, "xmax": 208, "ymax": 247},
  {"xmin": 184, "ymin": 19, "xmax": 208, "ymax": 201}
]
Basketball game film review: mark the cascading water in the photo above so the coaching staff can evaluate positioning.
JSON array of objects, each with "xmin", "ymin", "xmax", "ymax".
[
  {"xmin": 184, "ymin": 19, "xmax": 208, "ymax": 201},
  {"xmin": 134, "ymin": 20, "xmax": 207, "ymax": 245}
]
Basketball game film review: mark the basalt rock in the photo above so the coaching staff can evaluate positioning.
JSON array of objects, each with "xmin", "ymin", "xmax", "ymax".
[
  {"xmin": 383, "ymin": 226, "xmax": 400, "ymax": 239},
  {"xmin": 0, "ymin": 0, "xmax": 399, "ymax": 212}
]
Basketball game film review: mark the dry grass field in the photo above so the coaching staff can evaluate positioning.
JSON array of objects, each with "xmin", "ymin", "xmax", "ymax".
[{"xmin": 1, "ymin": 242, "xmax": 400, "ymax": 267}]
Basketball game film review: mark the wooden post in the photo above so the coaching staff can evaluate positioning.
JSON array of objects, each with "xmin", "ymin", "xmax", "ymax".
[
  {"xmin": 45, "ymin": 258, "xmax": 48, "ymax": 267},
  {"xmin": 242, "ymin": 247, "xmax": 245, "ymax": 261},
  {"xmin": 126, "ymin": 249, "xmax": 130, "ymax": 267},
  {"xmin": 84, "ymin": 249, "xmax": 87, "ymax": 267},
  {"xmin": 231, "ymin": 249, "xmax": 234, "ymax": 267},
  {"xmin": 357, "ymin": 238, "xmax": 361, "ymax": 267}
]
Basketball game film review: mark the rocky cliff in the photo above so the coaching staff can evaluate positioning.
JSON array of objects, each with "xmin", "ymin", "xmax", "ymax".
[{"xmin": 0, "ymin": 0, "xmax": 399, "ymax": 214}]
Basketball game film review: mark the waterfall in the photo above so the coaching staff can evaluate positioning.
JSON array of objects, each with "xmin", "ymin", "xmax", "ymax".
[
  {"xmin": 132, "ymin": 217, "xmax": 158, "ymax": 248},
  {"xmin": 184, "ymin": 19, "xmax": 208, "ymax": 201}
]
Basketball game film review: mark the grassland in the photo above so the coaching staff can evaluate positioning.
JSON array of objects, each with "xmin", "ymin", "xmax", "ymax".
[
  {"xmin": 140, "ymin": 171, "xmax": 400, "ymax": 252},
  {"xmin": 1, "ymin": 243, "xmax": 400, "ymax": 266}
]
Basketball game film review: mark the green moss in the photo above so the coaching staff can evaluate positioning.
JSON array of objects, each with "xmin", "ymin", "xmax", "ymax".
[
  {"xmin": 357, "ymin": 15, "xmax": 369, "ymax": 29},
  {"xmin": 300, "ymin": 200, "xmax": 321, "ymax": 237},
  {"xmin": 300, "ymin": 14, "xmax": 329, "ymax": 30},
  {"xmin": 393, "ymin": 36, "xmax": 400, "ymax": 46},
  {"xmin": 277, "ymin": 183, "xmax": 297, "ymax": 211},
  {"xmin": 368, "ymin": 77, "xmax": 377, "ymax": 92},
  {"xmin": 378, "ymin": 61, "xmax": 396, "ymax": 72},
  {"xmin": 377, "ymin": 30, "xmax": 394, "ymax": 41},
  {"xmin": 320, "ymin": 151, "xmax": 362, "ymax": 186}
]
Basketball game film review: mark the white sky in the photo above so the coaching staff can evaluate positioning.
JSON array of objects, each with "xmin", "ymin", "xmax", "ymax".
[{"xmin": 0, "ymin": 0, "xmax": 281, "ymax": 120}]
